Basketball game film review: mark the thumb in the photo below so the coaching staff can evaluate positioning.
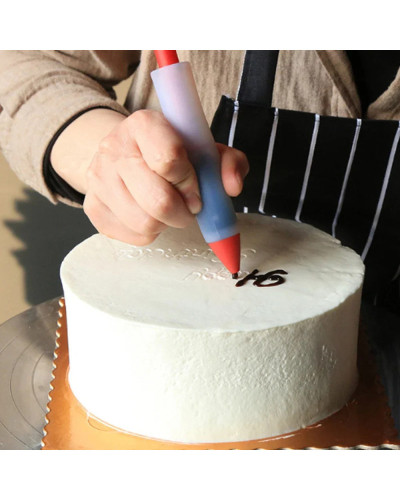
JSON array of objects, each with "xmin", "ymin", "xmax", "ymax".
[{"xmin": 217, "ymin": 143, "xmax": 250, "ymax": 197}]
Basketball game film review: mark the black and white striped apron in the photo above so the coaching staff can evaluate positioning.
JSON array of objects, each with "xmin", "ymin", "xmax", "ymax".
[{"xmin": 211, "ymin": 51, "xmax": 400, "ymax": 309}]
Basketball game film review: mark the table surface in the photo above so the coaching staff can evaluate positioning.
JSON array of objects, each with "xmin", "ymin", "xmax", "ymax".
[{"xmin": 0, "ymin": 298, "xmax": 399, "ymax": 450}]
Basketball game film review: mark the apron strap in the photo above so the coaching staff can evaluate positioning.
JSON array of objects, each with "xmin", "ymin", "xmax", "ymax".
[{"xmin": 238, "ymin": 50, "xmax": 279, "ymax": 106}]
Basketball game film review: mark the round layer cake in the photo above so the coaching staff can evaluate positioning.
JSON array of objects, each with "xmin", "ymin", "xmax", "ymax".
[{"xmin": 60, "ymin": 214, "xmax": 364, "ymax": 443}]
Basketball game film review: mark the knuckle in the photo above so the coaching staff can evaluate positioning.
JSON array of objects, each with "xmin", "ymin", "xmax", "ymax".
[
  {"xmin": 167, "ymin": 141, "xmax": 187, "ymax": 160},
  {"xmin": 129, "ymin": 109, "xmax": 158, "ymax": 131},
  {"xmin": 156, "ymin": 145, "xmax": 188, "ymax": 179},
  {"xmin": 98, "ymin": 134, "xmax": 119, "ymax": 155},
  {"xmin": 156, "ymin": 156, "xmax": 177, "ymax": 178},
  {"xmin": 151, "ymin": 192, "xmax": 174, "ymax": 218},
  {"xmin": 86, "ymin": 162, "xmax": 107, "ymax": 189},
  {"xmin": 85, "ymin": 163, "xmax": 98, "ymax": 184}
]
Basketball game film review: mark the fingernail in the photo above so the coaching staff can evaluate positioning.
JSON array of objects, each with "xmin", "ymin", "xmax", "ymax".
[{"xmin": 186, "ymin": 192, "xmax": 202, "ymax": 215}]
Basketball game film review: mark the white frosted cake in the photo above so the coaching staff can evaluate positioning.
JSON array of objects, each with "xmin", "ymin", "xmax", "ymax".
[{"xmin": 60, "ymin": 214, "xmax": 364, "ymax": 443}]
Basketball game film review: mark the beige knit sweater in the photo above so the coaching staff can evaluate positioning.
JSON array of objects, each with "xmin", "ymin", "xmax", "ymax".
[{"xmin": 1, "ymin": 50, "xmax": 400, "ymax": 205}]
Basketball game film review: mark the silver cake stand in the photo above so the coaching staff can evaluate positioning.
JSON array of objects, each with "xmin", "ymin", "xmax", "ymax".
[
  {"xmin": 0, "ymin": 298, "xmax": 399, "ymax": 450},
  {"xmin": 0, "ymin": 298, "xmax": 59, "ymax": 450}
]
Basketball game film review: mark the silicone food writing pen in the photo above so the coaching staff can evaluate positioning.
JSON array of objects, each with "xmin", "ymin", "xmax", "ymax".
[{"xmin": 151, "ymin": 50, "xmax": 241, "ymax": 276}]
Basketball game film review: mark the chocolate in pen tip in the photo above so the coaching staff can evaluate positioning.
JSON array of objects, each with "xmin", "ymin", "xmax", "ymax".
[{"xmin": 232, "ymin": 272, "xmax": 239, "ymax": 280}]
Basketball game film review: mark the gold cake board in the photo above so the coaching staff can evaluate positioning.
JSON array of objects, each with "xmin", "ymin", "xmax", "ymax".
[{"xmin": 42, "ymin": 299, "xmax": 400, "ymax": 450}]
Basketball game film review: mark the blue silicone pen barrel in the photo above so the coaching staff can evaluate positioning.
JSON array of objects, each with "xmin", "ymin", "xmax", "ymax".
[
  {"xmin": 190, "ymin": 148, "xmax": 238, "ymax": 243},
  {"xmin": 151, "ymin": 61, "xmax": 238, "ymax": 244}
]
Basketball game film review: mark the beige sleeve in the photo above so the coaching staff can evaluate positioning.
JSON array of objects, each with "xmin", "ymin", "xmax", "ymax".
[{"xmin": 0, "ymin": 50, "xmax": 140, "ymax": 203}]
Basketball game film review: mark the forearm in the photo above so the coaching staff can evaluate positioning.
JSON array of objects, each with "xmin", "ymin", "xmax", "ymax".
[
  {"xmin": 50, "ymin": 108, "xmax": 127, "ymax": 194},
  {"xmin": 0, "ymin": 50, "xmax": 138, "ymax": 204}
]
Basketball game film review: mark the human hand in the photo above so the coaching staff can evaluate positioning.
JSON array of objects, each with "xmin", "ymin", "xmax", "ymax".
[{"xmin": 83, "ymin": 109, "xmax": 249, "ymax": 246}]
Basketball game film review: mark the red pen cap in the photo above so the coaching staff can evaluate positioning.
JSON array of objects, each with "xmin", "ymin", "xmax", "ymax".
[{"xmin": 154, "ymin": 50, "xmax": 179, "ymax": 68}]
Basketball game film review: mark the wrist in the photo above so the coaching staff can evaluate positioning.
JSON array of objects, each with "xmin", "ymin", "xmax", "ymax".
[{"xmin": 50, "ymin": 108, "xmax": 126, "ymax": 194}]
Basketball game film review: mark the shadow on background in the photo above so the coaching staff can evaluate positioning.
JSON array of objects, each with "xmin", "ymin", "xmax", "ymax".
[{"xmin": 4, "ymin": 188, "xmax": 96, "ymax": 306}]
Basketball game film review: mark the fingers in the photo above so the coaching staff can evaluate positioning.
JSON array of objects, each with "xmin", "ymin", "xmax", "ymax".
[
  {"xmin": 126, "ymin": 111, "xmax": 202, "ymax": 215},
  {"xmin": 217, "ymin": 143, "xmax": 250, "ymax": 197},
  {"xmin": 84, "ymin": 110, "xmax": 250, "ymax": 248},
  {"xmin": 116, "ymin": 156, "xmax": 195, "ymax": 229},
  {"xmin": 87, "ymin": 150, "xmax": 195, "ymax": 231}
]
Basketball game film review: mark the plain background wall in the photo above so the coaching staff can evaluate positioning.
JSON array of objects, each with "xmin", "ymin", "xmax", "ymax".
[{"xmin": 0, "ymin": 77, "xmax": 132, "ymax": 324}]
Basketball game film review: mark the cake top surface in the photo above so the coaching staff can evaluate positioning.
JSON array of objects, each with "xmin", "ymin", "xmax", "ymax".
[{"xmin": 60, "ymin": 214, "xmax": 364, "ymax": 331}]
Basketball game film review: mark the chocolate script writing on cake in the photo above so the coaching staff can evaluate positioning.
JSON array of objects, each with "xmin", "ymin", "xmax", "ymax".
[{"xmin": 235, "ymin": 269, "xmax": 288, "ymax": 287}]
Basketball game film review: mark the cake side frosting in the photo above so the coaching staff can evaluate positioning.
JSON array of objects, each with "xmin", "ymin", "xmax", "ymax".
[{"xmin": 60, "ymin": 214, "xmax": 364, "ymax": 443}]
